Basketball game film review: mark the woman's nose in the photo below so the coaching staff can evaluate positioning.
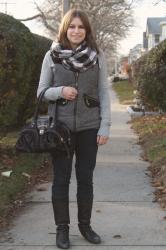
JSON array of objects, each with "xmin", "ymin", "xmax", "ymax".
[{"xmin": 74, "ymin": 27, "xmax": 79, "ymax": 33}]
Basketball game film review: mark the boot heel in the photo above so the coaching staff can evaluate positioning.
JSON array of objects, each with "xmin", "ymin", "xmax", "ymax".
[{"xmin": 56, "ymin": 224, "xmax": 70, "ymax": 249}]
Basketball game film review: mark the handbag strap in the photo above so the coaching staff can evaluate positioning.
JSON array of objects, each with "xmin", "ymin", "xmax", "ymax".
[
  {"xmin": 33, "ymin": 87, "xmax": 50, "ymax": 126},
  {"xmin": 33, "ymin": 87, "xmax": 61, "ymax": 127}
]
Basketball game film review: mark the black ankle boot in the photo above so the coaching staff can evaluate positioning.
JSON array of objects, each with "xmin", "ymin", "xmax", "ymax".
[
  {"xmin": 56, "ymin": 224, "xmax": 70, "ymax": 249},
  {"xmin": 78, "ymin": 224, "xmax": 101, "ymax": 244}
]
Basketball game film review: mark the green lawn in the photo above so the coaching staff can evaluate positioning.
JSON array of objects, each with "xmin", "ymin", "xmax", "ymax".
[
  {"xmin": 131, "ymin": 116, "xmax": 166, "ymax": 163},
  {"xmin": 112, "ymin": 80, "xmax": 135, "ymax": 104}
]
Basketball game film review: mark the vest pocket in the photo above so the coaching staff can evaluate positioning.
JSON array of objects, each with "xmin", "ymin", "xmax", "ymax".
[{"xmin": 83, "ymin": 94, "xmax": 100, "ymax": 108}]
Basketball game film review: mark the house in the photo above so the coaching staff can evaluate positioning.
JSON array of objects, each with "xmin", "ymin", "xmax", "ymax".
[
  {"xmin": 128, "ymin": 44, "xmax": 143, "ymax": 64},
  {"xmin": 160, "ymin": 21, "xmax": 166, "ymax": 42},
  {"xmin": 143, "ymin": 17, "xmax": 166, "ymax": 51},
  {"xmin": 119, "ymin": 56, "xmax": 129, "ymax": 76}
]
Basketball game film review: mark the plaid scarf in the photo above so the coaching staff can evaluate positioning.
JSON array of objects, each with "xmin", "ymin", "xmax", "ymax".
[{"xmin": 50, "ymin": 41, "xmax": 98, "ymax": 72}]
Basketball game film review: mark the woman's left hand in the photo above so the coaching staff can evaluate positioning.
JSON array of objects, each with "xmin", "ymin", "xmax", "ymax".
[{"xmin": 97, "ymin": 135, "xmax": 109, "ymax": 145}]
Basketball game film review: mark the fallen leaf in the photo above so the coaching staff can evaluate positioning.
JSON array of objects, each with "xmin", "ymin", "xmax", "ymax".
[
  {"xmin": 161, "ymin": 189, "xmax": 166, "ymax": 194},
  {"xmin": 22, "ymin": 172, "xmax": 31, "ymax": 179},
  {"xmin": 113, "ymin": 235, "xmax": 122, "ymax": 239},
  {"xmin": 36, "ymin": 186, "xmax": 47, "ymax": 191},
  {"xmin": 156, "ymin": 186, "xmax": 165, "ymax": 191},
  {"xmin": 152, "ymin": 182, "xmax": 161, "ymax": 187}
]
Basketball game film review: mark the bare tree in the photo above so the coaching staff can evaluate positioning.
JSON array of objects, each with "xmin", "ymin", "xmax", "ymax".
[
  {"xmin": 153, "ymin": 0, "xmax": 166, "ymax": 5},
  {"xmin": 19, "ymin": 0, "xmax": 62, "ymax": 39},
  {"xmin": 70, "ymin": 0, "xmax": 134, "ymax": 52},
  {"xmin": 18, "ymin": 0, "xmax": 134, "ymax": 52}
]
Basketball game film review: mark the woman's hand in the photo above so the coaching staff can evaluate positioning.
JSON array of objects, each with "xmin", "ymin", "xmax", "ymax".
[
  {"xmin": 97, "ymin": 135, "xmax": 109, "ymax": 145},
  {"xmin": 62, "ymin": 86, "xmax": 78, "ymax": 100}
]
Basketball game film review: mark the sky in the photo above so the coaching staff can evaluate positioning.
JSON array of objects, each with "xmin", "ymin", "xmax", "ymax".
[
  {"xmin": 119, "ymin": 0, "xmax": 166, "ymax": 55},
  {"xmin": 0, "ymin": 0, "xmax": 166, "ymax": 56}
]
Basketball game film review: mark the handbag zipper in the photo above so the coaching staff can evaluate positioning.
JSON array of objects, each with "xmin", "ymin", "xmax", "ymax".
[{"xmin": 73, "ymin": 72, "xmax": 79, "ymax": 132}]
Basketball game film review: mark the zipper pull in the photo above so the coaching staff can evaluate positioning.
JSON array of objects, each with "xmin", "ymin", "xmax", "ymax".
[{"xmin": 75, "ymin": 72, "xmax": 79, "ymax": 87}]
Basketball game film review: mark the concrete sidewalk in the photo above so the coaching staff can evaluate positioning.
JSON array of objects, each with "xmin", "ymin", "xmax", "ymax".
[{"xmin": 1, "ymin": 86, "xmax": 166, "ymax": 250}]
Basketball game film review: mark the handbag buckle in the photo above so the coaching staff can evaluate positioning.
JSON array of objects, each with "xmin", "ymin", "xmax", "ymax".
[{"xmin": 39, "ymin": 128, "xmax": 45, "ymax": 135}]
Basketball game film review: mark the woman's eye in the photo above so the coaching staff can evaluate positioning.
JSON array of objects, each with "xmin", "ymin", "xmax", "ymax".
[{"xmin": 69, "ymin": 25, "xmax": 85, "ymax": 29}]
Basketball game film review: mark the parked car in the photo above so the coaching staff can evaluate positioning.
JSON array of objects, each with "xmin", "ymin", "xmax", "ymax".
[
  {"xmin": 111, "ymin": 74, "xmax": 129, "ymax": 82},
  {"xmin": 118, "ymin": 74, "xmax": 129, "ymax": 80}
]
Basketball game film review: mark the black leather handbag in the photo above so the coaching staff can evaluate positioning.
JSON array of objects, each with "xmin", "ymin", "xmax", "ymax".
[{"xmin": 15, "ymin": 88, "xmax": 71, "ymax": 157}]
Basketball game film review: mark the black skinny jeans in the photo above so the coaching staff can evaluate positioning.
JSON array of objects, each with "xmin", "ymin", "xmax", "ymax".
[{"xmin": 51, "ymin": 129, "xmax": 98, "ymax": 203}]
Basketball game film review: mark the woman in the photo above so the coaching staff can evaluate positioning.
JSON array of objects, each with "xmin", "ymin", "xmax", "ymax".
[{"xmin": 37, "ymin": 9, "xmax": 111, "ymax": 249}]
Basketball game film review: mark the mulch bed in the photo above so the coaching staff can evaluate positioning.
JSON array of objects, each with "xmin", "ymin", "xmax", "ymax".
[
  {"xmin": 130, "ymin": 115, "xmax": 166, "ymax": 211},
  {"xmin": 149, "ymin": 157, "xmax": 166, "ymax": 210}
]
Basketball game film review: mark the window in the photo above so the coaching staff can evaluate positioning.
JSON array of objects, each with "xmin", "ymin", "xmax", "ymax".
[{"xmin": 155, "ymin": 34, "xmax": 160, "ymax": 44}]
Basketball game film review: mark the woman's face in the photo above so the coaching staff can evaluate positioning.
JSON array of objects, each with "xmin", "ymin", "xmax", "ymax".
[{"xmin": 67, "ymin": 17, "xmax": 86, "ymax": 49}]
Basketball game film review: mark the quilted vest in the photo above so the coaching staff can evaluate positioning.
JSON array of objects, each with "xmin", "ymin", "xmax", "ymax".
[{"xmin": 48, "ymin": 62, "xmax": 101, "ymax": 132}]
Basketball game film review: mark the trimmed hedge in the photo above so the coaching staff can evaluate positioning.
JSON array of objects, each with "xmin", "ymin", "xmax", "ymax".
[
  {"xmin": 0, "ymin": 13, "xmax": 52, "ymax": 132},
  {"xmin": 132, "ymin": 39, "xmax": 166, "ymax": 112}
]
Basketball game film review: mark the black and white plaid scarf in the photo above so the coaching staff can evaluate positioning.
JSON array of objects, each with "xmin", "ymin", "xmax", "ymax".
[{"xmin": 50, "ymin": 41, "xmax": 98, "ymax": 72}]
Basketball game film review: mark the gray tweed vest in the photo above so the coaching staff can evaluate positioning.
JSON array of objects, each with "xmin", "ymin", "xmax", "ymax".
[{"xmin": 48, "ymin": 63, "xmax": 101, "ymax": 132}]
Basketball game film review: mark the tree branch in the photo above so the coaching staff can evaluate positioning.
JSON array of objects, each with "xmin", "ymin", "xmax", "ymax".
[{"xmin": 17, "ymin": 14, "xmax": 42, "ymax": 21}]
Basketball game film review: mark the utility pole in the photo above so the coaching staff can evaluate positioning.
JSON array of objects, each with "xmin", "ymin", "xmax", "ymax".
[
  {"xmin": 0, "ymin": 1, "xmax": 15, "ymax": 14},
  {"xmin": 62, "ymin": 0, "xmax": 70, "ymax": 18}
]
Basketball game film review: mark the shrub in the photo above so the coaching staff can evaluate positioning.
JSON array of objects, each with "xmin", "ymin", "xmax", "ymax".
[
  {"xmin": 0, "ymin": 13, "xmax": 52, "ymax": 132},
  {"xmin": 132, "ymin": 40, "xmax": 166, "ymax": 112}
]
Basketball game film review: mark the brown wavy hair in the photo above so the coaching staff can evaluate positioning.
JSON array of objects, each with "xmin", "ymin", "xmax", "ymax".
[{"xmin": 58, "ymin": 9, "xmax": 99, "ymax": 53}]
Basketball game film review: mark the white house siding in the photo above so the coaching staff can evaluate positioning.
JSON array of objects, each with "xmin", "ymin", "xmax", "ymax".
[
  {"xmin": 160, "ymin": 22, "xmax": 166, "ymax": 42},
  {"xmin": 148, "ymin": 34, "xmax": 154, "ymax": 50}
]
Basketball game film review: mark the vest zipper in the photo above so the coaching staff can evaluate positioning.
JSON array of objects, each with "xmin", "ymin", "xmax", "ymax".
[{"xmin": 73, "ymin": 72, "xmax": 79, "ymax": 131}]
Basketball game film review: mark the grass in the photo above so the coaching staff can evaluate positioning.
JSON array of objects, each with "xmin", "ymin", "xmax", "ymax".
[
  {"xmin": 131, "ymin": 116, "xmax": 166, "ymax": 162},
  {"xmin": 147, "ymin": 138, "xmax": 166, "ymax": 161},
  {"xmin": 0, "ymin": 131, "xmax": 48, "ymax": 229},
  {"xmin": 112, "ymin": 80, "xmax": 135, "ymax": 104}
]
